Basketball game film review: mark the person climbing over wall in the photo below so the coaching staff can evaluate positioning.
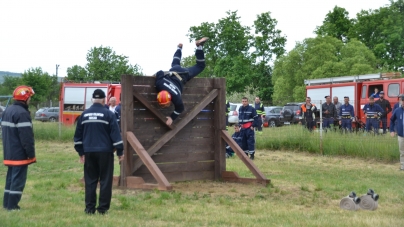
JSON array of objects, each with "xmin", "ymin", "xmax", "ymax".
[{"xmin": 154, "ymin": 37, "xmax": 209, "ymax": 126}]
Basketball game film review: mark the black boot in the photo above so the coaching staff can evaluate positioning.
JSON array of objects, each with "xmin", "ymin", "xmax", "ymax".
[{"xmin": 250, "ymin": 153, "xmax": 255, "ymax": 160}]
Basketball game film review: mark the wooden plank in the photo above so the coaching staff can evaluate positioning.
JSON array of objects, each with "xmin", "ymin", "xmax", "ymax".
[
  {"xmin": 121, "ymin": 74, "xmax": 135, "ymax": 187},
  {"xmin": 126, "ymin": 131, "xmax": 172, "ymax": 190},
  {"xmin": 146, "ymin": 151, "xmax": 214, "ymax": 163},
  {"xmin": 132, "ymin": 89, "xmax": 175, "ymax": 130},
  {"xmin": 132, "ymin": 89, "xmax": 219, "ymax": 174},
  {"xmin": 131, "ymin": 143, "xmax": 214, "ymax": 155},
  {"xmin": 220, "ymin": 130, "xmax": 269, "ymax": 182},
  {"xmin": 135, "ymin": 171, "xmax": 215, "ymax": 183},
  {"xmin": 136, "ymin": 93, "xmax": 213, "ymax": 103},
  {"xmin": 213, "ymin": 78, "xmax": 226, "ymax": 180},
  {"xmin": 134, "ymin": 161, "xmax": 214, "ymax": 174}
]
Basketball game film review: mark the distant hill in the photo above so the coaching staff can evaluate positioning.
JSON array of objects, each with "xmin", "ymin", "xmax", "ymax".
[{"xmin": 0, "ymin": 71, "xmax": 22, "ymax": 83}]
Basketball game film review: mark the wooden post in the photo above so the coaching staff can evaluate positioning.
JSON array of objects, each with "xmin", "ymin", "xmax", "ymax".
[
  {"xmin": 213, "ymin": 78, "xmax": 226, "ymax": 180},
  {"xmin": 121, "ymin": 74, "xmax": 134, "ymax": 186}
]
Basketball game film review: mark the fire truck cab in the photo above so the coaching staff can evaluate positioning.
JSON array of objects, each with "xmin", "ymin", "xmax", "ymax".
[
  {"xmin": 59, "ymin": 82, "xmax": 121, "ymax": 125},
  {"xmin": 304, "ymin": 73, "xmax": 402, "ymax": 129}
]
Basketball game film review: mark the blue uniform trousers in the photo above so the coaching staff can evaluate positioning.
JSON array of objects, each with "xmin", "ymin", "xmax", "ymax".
[
  {"xmin": 3, "ymin": 165, "xmax": 28, "ymax": 210},
  {"xmin": 240, "ymin": 128, "xmax": 255, "ymax": 155},
  {"xmin": 323, "ymin": 118, "xmax": 334, "ymax": 129},
  {"xmin": 170, "ymin": 49, "xmax": 205, "ymax": 82},
  {"xmin": 365, "ymin": 118, "xmax": 380, "ymax": 133},
  {"xmin": 341, "ymin": 119, "xmax": 352, "ymax": 131}
]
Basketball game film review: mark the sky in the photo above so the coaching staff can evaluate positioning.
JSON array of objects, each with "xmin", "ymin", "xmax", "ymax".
[{"xmin": 0, "ymin": 0, "xmax": 391, "ymax": 77}]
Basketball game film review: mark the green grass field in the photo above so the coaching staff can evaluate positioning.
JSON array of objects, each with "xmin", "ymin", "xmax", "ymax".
[{"xmin": 1, "ymin": 131, "xmax": 403, "ymax": 226}]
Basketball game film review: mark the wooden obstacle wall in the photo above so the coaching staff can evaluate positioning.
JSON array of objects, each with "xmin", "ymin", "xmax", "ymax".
[{"xmin": 120, "ymin": 75, "xmax": 269, "ymax": 190}]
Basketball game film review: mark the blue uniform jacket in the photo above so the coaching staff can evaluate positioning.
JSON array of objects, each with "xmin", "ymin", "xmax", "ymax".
[
  {"xmin": 339, "ymin": 103, "xmax": 355, "ymax": 119},
  {"xmin": 393, "ymin": 102, "xmax": 400, "ymax": 112},
  {"xmin": 1, "ymin": 101, "xmax": 36, "ymax": 166},
  {"xmin": 226, "ymin": 131, "xmax": 243, "ymax": 152},
  {"xmin": 238, "ymin": 105, "xmax": 259, "ymax": 127},
  {"xmin": 390, "ymin": 107, "xmax": 404, "ymax": 136},
  {"xmin": 74, "ymin": 103, "xmax": 124, "ymax": 156},
  {"xmin": 155, "ymin": 70, "xmax": 184, "ymax": 121},
  {"xmin": 362, "ymin": 103, "xmax": 383, "ymax": 118}
]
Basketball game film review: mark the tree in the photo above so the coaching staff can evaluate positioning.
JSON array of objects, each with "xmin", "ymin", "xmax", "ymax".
[
  {"xmin": 349, "ymin": 0, "xmax": 404, "ymax": 70},
  {"xmin": 66, "ymin": 65, "xmax": 88, "ymax": 82},
  {"xmin": 272, "ymin": 36, "xmax": 378, "ymax": 104},
  {"xmin": 21, "ymin": 67, "xmax": 54, "ymax": 109},
  {"xmin": 86, "ymin": 46, "xmax": 143, "ymax": 81},
  {"xmin": 187, "ymin": 11, "xmax": 286, "ymax": 102},
  {"xmin": 0, "ymin": 76, "xmax": 22, "ymax": 95},
  {"xmin": 315, "ymin": 6, "xmax": 353, "ymax": 42}
]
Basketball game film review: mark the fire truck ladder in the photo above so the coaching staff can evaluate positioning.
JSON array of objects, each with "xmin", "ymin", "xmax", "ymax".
[{"xmin": 304, "ymin": 74, "xmax": 382, "ymax": 86}]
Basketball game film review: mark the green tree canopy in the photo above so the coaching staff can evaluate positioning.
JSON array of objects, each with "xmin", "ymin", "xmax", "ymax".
[
  {"xmin": 85, "ymin": 46, "xmax": 143, "ymax": 81},
  {"xmin": 315, "ymin": 6, "xmax": 353, "ymax": 42},
  {"xmin": 21, "ymin": 67, "xmax": 56, "ymax": 109},
  {"xmin": 66, "ymin": 65, "xmax": 88, "ymax": 82},
  {"xmin": 187, "ymin": 11, "xmax": 286, "ymax": 102},
  {"xmin": 272, "ymin": 36, "xmax": 377, "ymax": 105}
]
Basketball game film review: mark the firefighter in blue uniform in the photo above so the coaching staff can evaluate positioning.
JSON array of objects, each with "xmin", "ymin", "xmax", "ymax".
[
  {"xmin": 339, "ymin": 96, "xmax": 355, "ymax": 132},
  {"xmin": 74, "ymin": 89, "xmax": 124, "ymax": 214},
  {"xmin": 225, "ymin": 124, "xmax": 243, "ymax": 158},
  {"xmin": 322, "ymin": 95, "xmax": 337, "ymax": 130},
  {"xmin": 154, "ymin": 38, "xmax": 209, "ymax": 126},
  {"xmin": 238, "ymin": 97, "xmax": 259, "ymax": 160},
  {"xmin": 299, "ymin": 97, "xmax": 317, "ymax": 131},
  {"xmin": 225, "ymin": 99, "xmax": 230, "ymax": 130},
  {"xmin": 254, "ymin": 96, "xmax": 265, "ymax": 135},
  {"xmin": 363, "ymin": 96, "xmax": 384, "ymax": 134}
]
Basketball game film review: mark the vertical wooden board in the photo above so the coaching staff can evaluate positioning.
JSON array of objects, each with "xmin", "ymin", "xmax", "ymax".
[
  {"xmin": 121, "ymin": 74, "xmax": 135, "ymax": 186},
  {"xmin": 213, "ymin": 78, "xmax": 226, "ymax": 180}
]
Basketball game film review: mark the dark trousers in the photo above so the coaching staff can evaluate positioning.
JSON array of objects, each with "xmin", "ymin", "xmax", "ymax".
[
  {"xmin": 240, "ymin": 128, "xmax": 255, "ymax": 155},
  {"xmin": 323, "ymin": 118, "xmax": 334, "ymax": 129},
  {"xmin": 255, "ymin": 117, "xmax": 263, "ymax": 131},
  {"xmin": 380, "ymin": 117, "xmax": 387, "ymax": 133},
  {"xmin": 304, "ymin": 119, "xmax": 316, "ymax": 131},
  {"xmin": 366, "ymin": 118, "xmax": 380, "ymax": 133},
  {"xmin": 84, "ymin": 152, "xmax": 114, "ymax": 213},
  {"xmin": 170, "ymin": 49, "xmax": 205, "ymax": 81},
  {"xmin": 3, "ymin": 165, "xmax": 28, "ymax": 210},
  {"xmin": 341, "ymin": 119, "xmax": 352, "ymax": 131}
]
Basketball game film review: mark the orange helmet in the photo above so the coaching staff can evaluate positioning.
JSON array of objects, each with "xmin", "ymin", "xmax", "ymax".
[
  {"xmin": 13, "ymin": 85, "xmax": 35, "ymax": 101},
  {"xmin": 157, "ymin": 90, "xmax": 171, "ymax": 105}
]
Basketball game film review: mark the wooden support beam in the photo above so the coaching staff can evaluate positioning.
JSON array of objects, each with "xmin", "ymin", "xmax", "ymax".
[
  {"xmin": 132, "ymin": 89, "xmax": 219, "ymax": 173},
  {"xmin": 222, "ymin": 171, "xmax": 270, "ymax": 185},
  {"xmin": 213, "ymin": 78, "xmax": 226, "ymax": 180},
  {"xmin": 220, "ymin": 130, "xmax": 268, "ymax": 182},
  {"xmin": 121, "ymin": 74, "xmax": 135, "ymax": 187},
  {"xmin": 126, "ymin": 131, "xmax": 172, "ymax": 191},
  {"xmin": 132, "ymin": 88, "xmax": 175, "ymax": 130}
]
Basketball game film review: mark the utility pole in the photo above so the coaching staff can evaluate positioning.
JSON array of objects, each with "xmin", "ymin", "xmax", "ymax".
[{"xmin": 56, "ymin": 64, "xmax": 61, "ymax": 138}]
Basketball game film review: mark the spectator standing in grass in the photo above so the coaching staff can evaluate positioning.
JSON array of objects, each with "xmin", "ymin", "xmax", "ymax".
[
  {"xmin": 375, "ymin": 91, "xmax": 392, "ymax": 134},
  {"xmin": 390, "ymin": 96, "xmax": 404, "ymax": 171},
  {"xmin": 74, "ymin": 89, "xmax": 124, "ymax": 215},
  {"xmin": 339, "ymin": 96, "xmax": 355, "ymax": 132},
  {"xmin": 2, "ymin": 86, "xmax": 36, "ymax": 211},
  {"xmin": 322, "ymin": 95, "xmax": 337, "ymax": 131},
  {"xmin": 254, "ymin": 96, "xmax": 265, "ymax": 135},
  {"xmin": 299, "ymin": 97, "xmax": 317, "ymax": 131}
]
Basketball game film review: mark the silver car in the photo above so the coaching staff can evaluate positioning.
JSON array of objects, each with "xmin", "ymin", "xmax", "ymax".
[{"xmin": 35, "ymin": 107, "xmax": 59, "ymax": 122}]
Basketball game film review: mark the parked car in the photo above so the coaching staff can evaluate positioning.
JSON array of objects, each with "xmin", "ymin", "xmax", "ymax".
[
  {"xmin": 228, "ymin": 103, "xmax": 242, "ymax": 125},
  {"xmin": 35, "ymin": 107, "xmax": 59, "ymax": 122},
  {"xmin": 279, "ymin": 103, "xmax": 304, "ymax": 125},
  {"xmin": 263, "ymin": 106, "xmax": 283, "ymax": 127}
]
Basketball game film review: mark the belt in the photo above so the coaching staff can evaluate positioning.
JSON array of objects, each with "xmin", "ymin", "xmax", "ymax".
[
  {"xmin": 366, "ymin": 117, "xmax": 378, "ymax": 119},
  {"xmin": 342, "ymin": 116, "xmax": 351, "ymax": 119}
]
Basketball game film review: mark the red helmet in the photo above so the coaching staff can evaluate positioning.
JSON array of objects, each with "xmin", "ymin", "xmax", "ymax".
[
  {"xmin": 13, "ymin": 85, "xmax": 35, "ymax": 101},
  {"xmin": 157, "ymin": 90, "xmax": 171, "ymax": 105}
]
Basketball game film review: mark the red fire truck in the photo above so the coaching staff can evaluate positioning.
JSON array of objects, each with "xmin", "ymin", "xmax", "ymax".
[
  {"xmin": 304, "ymin": 73, "xmax": 402, "ymax": 128},
  {"xmin": 59, "ymin": 82, "xmax": 121, "ymax": 125}
]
